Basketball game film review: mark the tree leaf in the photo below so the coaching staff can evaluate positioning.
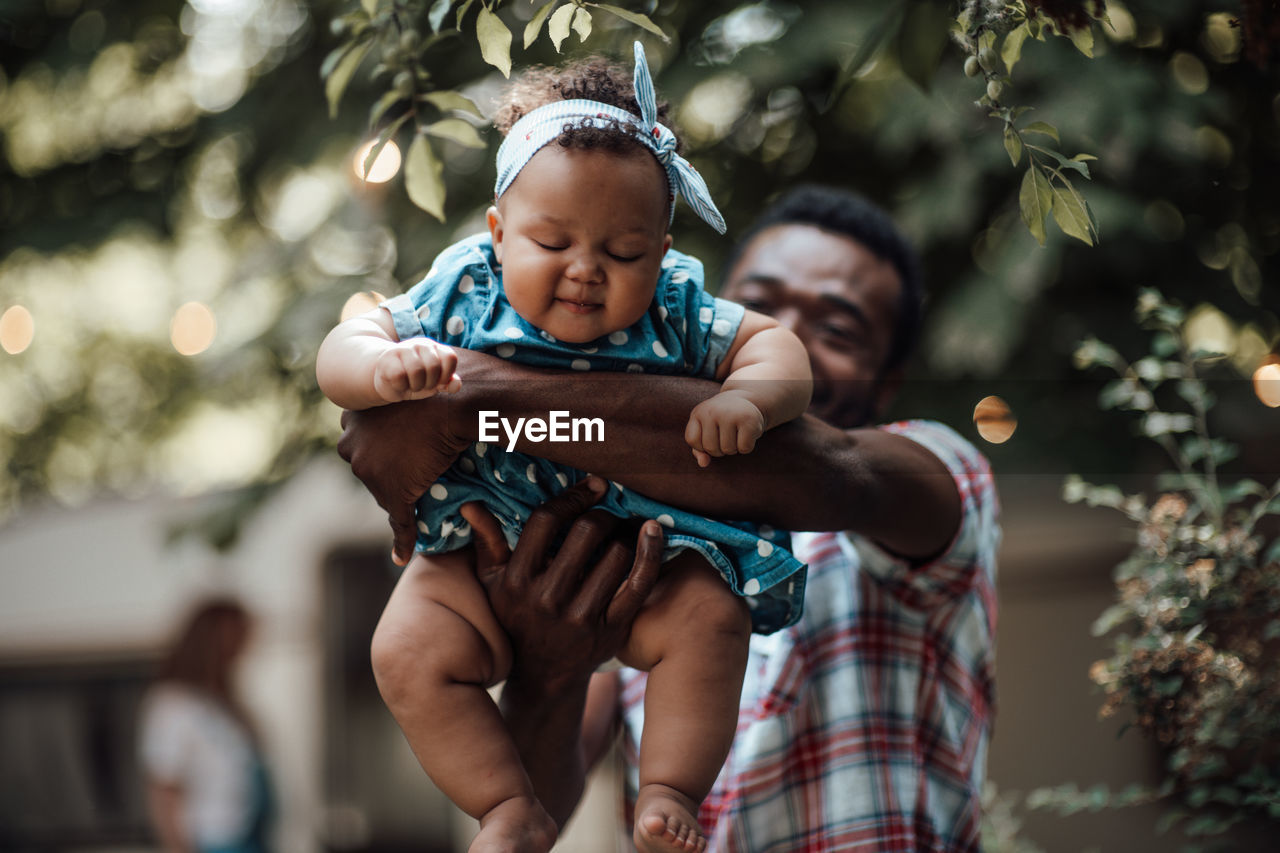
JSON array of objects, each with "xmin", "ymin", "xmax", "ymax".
[
  {"xmin": 1052, "ymin": 178, "xmax": 1094, "ymax": 245},
  {"xmin": 1003, "ymin": 125, "xmax": 1022, "ymax": 166},
  {"xmin": 320, "ymin": 43, "xmax": 351, "ymax": 81},
  {"xmin": 1073, "ymin": 153, "xmax": 1098, "ymax": 162},
  {"xmin": 524, "ymin": 0, "xmax": 557, "ymax": 48},
  {"xmin": 420, "ymin": 89, "xmax": 483, "ymax": 117},
  {"xmin": 1050, "ymin": 172, "xmax": 1097, "ymax": 243},
  {"xmin": 325, "ymin": 39, "xmax": 373, "ymax": 119},
  {"xmin": 426, "ymin": 117, "xmax": 486, "ymax": 148},
  {"xmin": 589, "ymin": 4, "xmax": 669, "ymax": 41},
  {"xmin": 428, "ymin": 0, "xmax": 453, "ymax": 33},
  {"xmin": 825, "ymin": 0, "xmax": 906, "ymax": 110},
  {"xmin": 893, "ymin": 0, "xmax": 951, "ymax": 92},
  {"xmin": 405, "ymin": 134, "xmax": 446, "ymax": 220},
  {"xmin": 361, "ymin": 112, "xmax": 410, "ymax": 180},
  {"xmin": 571, "ymin": 6, "xmax": 592, "ymax": 43},
  {"xmin": 1069, "ymin": 23, "xmax": 1094, "ymax": 57},
  {"xmin": 1027, "ymin": 143, "xmax": 1090, "ymax": 178},
  {"xmin": 1020, "ymin": 166, "xmax": 1053, "ymax": 246},
  {"xmin": 368, "ymin": 89, "xmax": 403, "ymax": 127},
  {"xmin": 476, "ymin": 5, "xmax": 512, "ymax": 77},
  {"xmin": 361, "ymin": 0, "xmax": 379, "ymax": 15},
  {"xmin": 548, "ymin": 3, "xmax": 575, "ymax": 51},
  {"xmin": 1002, "ymin": 21, "xmax": 1030, "ymax": 74},
  {"xmin": 455, "ymin": 0, "xmax": 476, "ymax": 30},
  {"xmin": 1023, "ymin": 120, "xmax": 1059, "ymax": 143}
]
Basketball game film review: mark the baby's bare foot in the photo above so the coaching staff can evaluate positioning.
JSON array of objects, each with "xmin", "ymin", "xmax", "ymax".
[
  {"xmin": 634, "ymin": 783, "xmax": 707, "ymax": 853},
  {"xmin": 470, "ymin": 795, "xmax": 556, "ymax": 853}
]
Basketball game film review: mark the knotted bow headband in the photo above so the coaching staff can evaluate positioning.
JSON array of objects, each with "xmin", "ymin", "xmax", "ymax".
[{"xmin": 494, "ymin": 41, "xmax": 726, "ymax": 235}]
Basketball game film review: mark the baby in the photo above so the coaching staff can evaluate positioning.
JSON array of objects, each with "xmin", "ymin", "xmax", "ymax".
[{"xmin": 318, "ymin": 43, "xmax": 811, "ymax": 853}]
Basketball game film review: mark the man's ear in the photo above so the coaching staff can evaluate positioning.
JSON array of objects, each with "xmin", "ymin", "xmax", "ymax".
[
  {"xmin": 486, "ymin": 205, "xmax": 504, "ymax": 262},
  {"xmin": 872, "ymin": 366, "xmax": 905, "ymax": 420},
  {"xmin": 662, "ymin": 233, "xmax": 673, "ymax": 254}
]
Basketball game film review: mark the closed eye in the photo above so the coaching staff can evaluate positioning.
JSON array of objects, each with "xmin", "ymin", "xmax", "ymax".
[
  {"xmin": 818, "ymin": 322, "xmax": 859, "ymax": 347},
  {"xmin": 608, "ymin": 251, "xmax": 643, "ymax": 262},
  {"xmin": 533, "ymin": 239, "xmax": 567, "ymax": 251}
]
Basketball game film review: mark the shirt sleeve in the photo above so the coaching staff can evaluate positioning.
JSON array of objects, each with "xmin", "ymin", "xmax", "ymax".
[
  {"xmin": 850, "ymin": 420, "xmax": 1001, "ymax": 611},
  {"xmin": 380, "ymin": 234, "xmax": 495, "ymax": 346},
  {"xmin": 656, "ymin": 250, "xmax": 744, "ymax": 379},
  {"xmin": 138, "ymin": 688, "xmax": 194, "ymax": 783}
]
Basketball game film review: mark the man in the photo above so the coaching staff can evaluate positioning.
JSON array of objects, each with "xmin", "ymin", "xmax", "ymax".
[{"xmin": 340, "ymin": 186, "xmax": 999, "ymax": 851}]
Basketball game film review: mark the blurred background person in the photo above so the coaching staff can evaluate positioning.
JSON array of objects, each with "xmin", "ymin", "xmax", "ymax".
[{"xmin": 138, "ymin": 597, "xmax": 274, "ymax": 853}]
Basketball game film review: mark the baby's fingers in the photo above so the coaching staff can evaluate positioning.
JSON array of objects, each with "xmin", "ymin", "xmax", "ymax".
[
  {"xmin": 434, "ymin": 345, "xmax": 460, "ymax": 391},
  {"xmin": 684, "ymin": 415, "xmax": 703, "ymax": 452},
  {"xmin": 736, "ymin": 423, "xmax": 762, "ymax": 455}
]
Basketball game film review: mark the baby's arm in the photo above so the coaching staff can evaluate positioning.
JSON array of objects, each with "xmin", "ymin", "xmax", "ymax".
[
  {"xmin": 685, "ymin": 310, "xmax": 812, "ymax": 467},
  {"xmin": 316, "ymin": 308, "xmax": 461, "ymax": 411}
]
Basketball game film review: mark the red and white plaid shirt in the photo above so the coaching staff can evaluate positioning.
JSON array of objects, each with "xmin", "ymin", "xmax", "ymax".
[{"xmin": 620, "ymin": 420, "xmax": 1000, "ymax": 852}]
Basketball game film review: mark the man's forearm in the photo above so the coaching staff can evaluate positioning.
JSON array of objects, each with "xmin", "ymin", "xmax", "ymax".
[
  {"xmin": 444, "ymin": 350, "xmax": 959, "ymax": 556},
  {"xmin": 501, "ymin": 671, "xmax": 621, "ymax": 829},
  {"xmin": 500, "ymin": 673, "xmax": 591, "ymax": 828}
]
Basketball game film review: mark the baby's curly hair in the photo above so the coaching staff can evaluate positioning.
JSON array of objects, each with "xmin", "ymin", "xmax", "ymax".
[{"xmin": 492, "ymin": 55, "xmax": 681, "ymax": 156}]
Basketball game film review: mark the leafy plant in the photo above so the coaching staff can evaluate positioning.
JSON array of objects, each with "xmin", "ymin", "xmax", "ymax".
[
  {"xmin": 1044, "ymin": 289, "xmax": 1280, "ymax": 842},
  {"xmin": 955, "ymin": 0, "xmax": 1103, "ymax": 245},
  {"xmin": 321, "ymin": 0, "xmax": 666, "ymax": 220},
  {"xmin": 321, "ymin": 0, "xmax": 1108, "ymax": 240}
]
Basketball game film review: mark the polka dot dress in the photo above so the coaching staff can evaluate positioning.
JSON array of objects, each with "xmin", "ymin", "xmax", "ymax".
[{"xmin": 380, "ymin": 233, "xmax": 806, "ymax": 633}]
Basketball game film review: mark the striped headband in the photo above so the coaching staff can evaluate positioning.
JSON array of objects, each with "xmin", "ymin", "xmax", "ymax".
[{"xmin": 494, "ymin": 41, "xmax": 726, "ymax": 235}]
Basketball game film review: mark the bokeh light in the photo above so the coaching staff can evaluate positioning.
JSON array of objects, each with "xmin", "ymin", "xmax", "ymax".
[
  {"xmin": 973, "ymin": 396, "xmax": 1017, "ymax": 444},
  {"xmin": 170, "ymin": 301, "xmax": 217, "ymax": 355},
  {"xmin": 353, "ymin": 139, "xmax": 402, "ymax": 183},
  {"xmin": 340, "ymin": 291, "xmax": 387, "ymax": 322},
  {"xmin": 1254, "ymin": 360, "xmax": 1280, "ymax": 408},
  {"xmin": 0, "ymin": 305, "xmax": 35, "ymax": 354},
  {"xmin": 1170, "ymin": 52, "xmax": 1209, "ymax": 95}
]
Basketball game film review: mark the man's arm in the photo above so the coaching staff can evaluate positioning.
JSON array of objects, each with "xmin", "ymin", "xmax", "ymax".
[
  {"xmin": 340, "ymin": 348, "xmax": 959, "ymax": 563},
  {"xmin": 461, "ymin": 480, "xmax": 663, "ymax": 827}
]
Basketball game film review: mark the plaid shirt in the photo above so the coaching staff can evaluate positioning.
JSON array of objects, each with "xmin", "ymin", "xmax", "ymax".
[{"xmin": 620, "ymin": 420, "xmax": 1000, "ymax": 852}]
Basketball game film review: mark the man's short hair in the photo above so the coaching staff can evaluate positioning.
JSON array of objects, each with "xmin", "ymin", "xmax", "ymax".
[{"xmin": 729, "ymin": 185, "xmax": 924, "ymax": 373}]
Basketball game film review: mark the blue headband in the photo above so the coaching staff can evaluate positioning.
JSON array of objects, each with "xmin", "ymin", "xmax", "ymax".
[{"xmin": 494, "ymin": 42, "xmax": 726, "ymax": 235}]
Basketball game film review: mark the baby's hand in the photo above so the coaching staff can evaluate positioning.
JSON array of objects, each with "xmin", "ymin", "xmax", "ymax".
[
  {"xmin": 373, "ymin": 339, "xmax": 461, "ymax": 402},
  {"xmin": 685, "ymin": 391, "xmax": 765, "ymax": 468}
]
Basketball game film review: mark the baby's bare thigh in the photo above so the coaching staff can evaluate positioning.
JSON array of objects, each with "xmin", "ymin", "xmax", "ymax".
[
  {"xmin": 619, "ymin": 550, "xmax": 751, "ymax": 671},
  {"xmin": 382, "ymin": 548, "xmax": 514, "ymax": 685}
]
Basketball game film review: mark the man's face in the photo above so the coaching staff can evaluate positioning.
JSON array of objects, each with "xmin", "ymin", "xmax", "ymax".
[{"xmin": 721, "ymin": 224, "xmax": 903, "ymax": 429}]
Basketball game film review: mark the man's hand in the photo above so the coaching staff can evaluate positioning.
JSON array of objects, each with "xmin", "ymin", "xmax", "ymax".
[
  {"xmin": 464, "ymin": 477, "xmax": 663, "ymax": 689},
  {"xmin": 337, "ymin": 400, "xmax": 470, "ymax": 565}
]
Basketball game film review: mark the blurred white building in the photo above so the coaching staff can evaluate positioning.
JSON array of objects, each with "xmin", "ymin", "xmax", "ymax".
[{"xmin": 0, "ymin": 458, "xmax": 624, "ymax": 853}]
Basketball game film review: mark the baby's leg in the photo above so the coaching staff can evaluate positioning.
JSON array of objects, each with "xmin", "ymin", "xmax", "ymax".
[
  {"xmin": 619, "ymin": 551, "xmax": 752, "ymax": 853},
  {"xmin": 371, "ymin": 549, "xmax": 556, "ymax": 853}
]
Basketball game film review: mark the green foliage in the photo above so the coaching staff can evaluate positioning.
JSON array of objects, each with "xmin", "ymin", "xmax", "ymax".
[
  {"xmin": 319, "ymin": 0, "xmax": 666, "ymax": 218},
  {"xmin": 956, "ymin": 0, "xmax": 1103, "ymax": 245},
  {"xmin": 1, "ymin": 0, "xmax": 1277, "ymax": 552},
  {"xmin": 1056, "ymin": 290, "xmax": 1280, "ymax": 842}
]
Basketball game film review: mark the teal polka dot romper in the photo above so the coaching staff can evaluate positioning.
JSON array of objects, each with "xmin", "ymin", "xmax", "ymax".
[{"xmin": 381, "ymin": 233, "xmax": 806, "ymax": 633}]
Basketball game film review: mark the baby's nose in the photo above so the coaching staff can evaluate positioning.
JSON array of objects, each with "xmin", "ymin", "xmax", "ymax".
[{"xmin": 566, "ymin": 251, "xmax": 604, "ymax": 284}]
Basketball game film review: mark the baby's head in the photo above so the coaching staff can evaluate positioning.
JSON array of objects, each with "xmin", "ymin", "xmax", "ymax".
[{"xmin": 486, "ymin": 44, "xmax": 723, "ymax": 344}]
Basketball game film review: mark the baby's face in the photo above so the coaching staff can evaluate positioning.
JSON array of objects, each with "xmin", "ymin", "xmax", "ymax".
[{"xmin": 488, "ymin": 145, "xmax": 672, "ymax": 344}]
